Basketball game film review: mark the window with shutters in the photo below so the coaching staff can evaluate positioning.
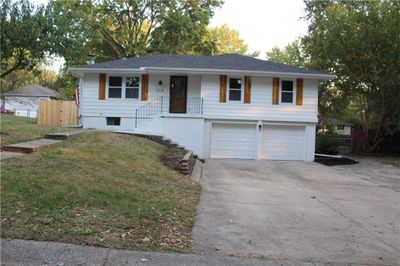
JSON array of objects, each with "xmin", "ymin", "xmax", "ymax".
[
  {"xmin": 108, "ymin": 76, "xmax": 140, "ymax": 99},
  {"xmin": 228, "ymin": 77, "xmax": 242, "ymax": 101},
  {"xmin": 281, "ymin": 80, "xmax": 295, "ymax": 104}
]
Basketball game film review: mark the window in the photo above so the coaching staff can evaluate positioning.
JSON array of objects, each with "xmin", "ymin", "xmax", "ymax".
[
  {"xmin": 281, "ymin": 80, "xmax": 294, "ymax": 103},
  {"xmin": 106, "ymin": 117, "xmax": 121, "ymax": 126},
  {"xmin": 337, "ymin": 125, "xmax": 345, "ymax": 130},
  {"xmin": 229, "ymin": 78, "xmax": 242, "ymax": 101},
  {"xmin": 108, "ymin": 76, "xmax": 122, "ymax": 98},
  {"xmin": 125, "ymin": 76, "xmax": 140, "ymax": 99},
  {"xmin": 108, "ymin": 76, "xmax": 140, "ymax": 99}
]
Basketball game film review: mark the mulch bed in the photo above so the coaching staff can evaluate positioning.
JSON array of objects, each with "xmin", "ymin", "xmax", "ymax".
[{"xmin": 314, "ymin": 155, "xmax": 359, "ymax": 166}]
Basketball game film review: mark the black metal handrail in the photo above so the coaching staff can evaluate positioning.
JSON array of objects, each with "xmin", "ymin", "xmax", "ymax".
[{"xmin": 135, "ymin": 96, "xmax": 203, "ymax": 128}]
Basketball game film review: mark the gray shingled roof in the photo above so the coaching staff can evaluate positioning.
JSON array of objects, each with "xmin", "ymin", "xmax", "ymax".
[
  {"xmin": 5, "ymin": 84, "xmax": 61, "ymax": 98},
  {"xmin": 71, "ymin": 54, "xmax": 330, "ymax": 76},
  {"xmin": 331, "ymin": 118, "xmax": 354, "ymax": 126}
]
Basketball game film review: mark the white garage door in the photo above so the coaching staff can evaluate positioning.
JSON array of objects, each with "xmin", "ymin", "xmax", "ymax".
[
  {"xmin": 261, "ymin": 125, "xmax": 305, "ymax": 160},
  {"xmin": 210, "ymin": 123, "xmax": 256, "ymax": 159}
]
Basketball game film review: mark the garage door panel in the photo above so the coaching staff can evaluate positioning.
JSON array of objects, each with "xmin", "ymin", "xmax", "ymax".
[
  {"xmin": 261, "ymin": 125, "xmax": 305, "ymax": 160},
  {"xmin": 210, "ymin": 123, "xmax": 256, "ymax": 159}
]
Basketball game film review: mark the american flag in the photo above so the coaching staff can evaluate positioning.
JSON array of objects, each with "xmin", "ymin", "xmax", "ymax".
[{"xmin": 75, "ymin": 82, "xmax": 80, "ymax": 107}]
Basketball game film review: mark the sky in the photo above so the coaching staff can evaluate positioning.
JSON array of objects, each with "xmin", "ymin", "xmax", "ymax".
[
  {"xmin": 44, "ymin": 0, "xmax": 309, "ymax": 72},
  {"xmin": 210, "ymin": 0, "xmax": 309, "ymax": 56}
]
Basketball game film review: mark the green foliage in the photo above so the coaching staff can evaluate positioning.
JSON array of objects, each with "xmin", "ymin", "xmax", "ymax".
[
  {"xmin": 50, "ymin": 0, "xmax": 223, "ymax": 64},
  {"xmin": 205, "ymin": 24, "xmax": 248, "ymax": 55},
  {"xmin": 303, "ymin": 0, "xmax": 400, "ymax": 152},
  {"xmin": 149, "ymin": 0, "xmax": 223, "ymax": 54},
  {"xmin": 266, "ymin": 40, "xmax": 307, "ymax": 67},
  {"xmin": 0, "ymin": 0, "xmax": 52, "ymax": 78},
  {"xmin": 316, "ymin": 135, "xmax": 341, "ymax": 155},
  {"xmin": 0, "ymin": 65, "xmax": 58, "ymax": 93}
]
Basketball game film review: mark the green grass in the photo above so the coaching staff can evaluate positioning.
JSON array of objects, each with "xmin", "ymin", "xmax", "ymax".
[
  {"xmin": 1, "ymin": 132, "xmax": 201, "ymax": 252},
  {"xmin": 0, "ymin": 114, "xmax": 68, "ymax": 145}
]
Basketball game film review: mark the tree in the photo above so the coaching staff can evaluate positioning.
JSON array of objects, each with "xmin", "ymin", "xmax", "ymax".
[
  {"xmin": 205, "ymin": 24, "xmax": 248, "ymax": 55},
  {"xmin": 0, "ymin": 65, "xmax": 58, "ymax": 94},
  {"xmin": 51, "ymin": 0, "xmax": 223, "ymax": 64},
  {"xmin": 266, "ymin": 40, "xmax": 307, "ymax": 67},
  {"xmin": 0, "ymin": 0, "xmax": 51, "ymax": 78},
  {"xmin": 303, "ymin": 0, "xmax": 400, "ymax": 152}
]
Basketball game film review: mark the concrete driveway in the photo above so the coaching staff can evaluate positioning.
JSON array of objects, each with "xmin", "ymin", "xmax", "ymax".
[{"xmin": 192, "ymin": 159, "xmax": 400, "ymax": 265}]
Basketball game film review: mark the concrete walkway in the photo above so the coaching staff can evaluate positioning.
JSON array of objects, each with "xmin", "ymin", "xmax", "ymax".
[
  {"xmin": 0, "ymin": 239, "xmax": 303, "ymax": 266},
  {"xmin": 0, "ymin": 130, "xmax": 87, "ymax": 160}
]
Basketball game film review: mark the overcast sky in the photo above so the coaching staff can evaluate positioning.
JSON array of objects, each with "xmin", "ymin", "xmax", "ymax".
[
  {"xmin": 211, "ymin": 0, "xmax": 309, "ymax": 56},
  {"xmin": 44, "ymin": 0, "xmax": 309, "ymax": 72}
]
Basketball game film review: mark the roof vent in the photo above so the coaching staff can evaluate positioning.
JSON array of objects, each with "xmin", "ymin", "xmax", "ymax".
[{"xmin": 87, "ymin": 53, "xmax": 95, "ymax": 65}]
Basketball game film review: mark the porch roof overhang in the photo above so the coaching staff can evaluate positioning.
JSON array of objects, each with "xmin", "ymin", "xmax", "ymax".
[{"xmin": 69, "ymin": 66, "xmax": 335, "ymax": 80}]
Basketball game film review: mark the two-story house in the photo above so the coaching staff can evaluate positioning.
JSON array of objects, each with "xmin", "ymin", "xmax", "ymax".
[{"xmin": 69, "ymin": 54, "xmax": 334, "ymax": 161}]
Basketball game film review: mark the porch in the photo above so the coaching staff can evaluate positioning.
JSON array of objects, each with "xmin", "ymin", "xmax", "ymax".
[{"xmin": 135, "ymin": 96, "xmax": 203, "ymax": 128}]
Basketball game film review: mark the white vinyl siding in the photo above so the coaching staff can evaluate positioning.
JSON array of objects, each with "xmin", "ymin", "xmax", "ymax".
[
  {"xmin": 201, "ymin": 75, "xmax": 318, "ymax": 123},
  {"xmin": 210, "ymin": 123, "xmax": 256, "ymax": 159},
  {"xmin": 81, "ymin": 73, "xmax": 201, "ymax": 118}
]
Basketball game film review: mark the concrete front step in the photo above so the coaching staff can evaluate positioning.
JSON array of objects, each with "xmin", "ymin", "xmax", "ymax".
[
  {"xmin": 45, "ymin": 130, "xmax": 86, "ymax": 140},
  {"xmin": 2, "ymin": 139, "xmax": 62, "ymax": 154}
]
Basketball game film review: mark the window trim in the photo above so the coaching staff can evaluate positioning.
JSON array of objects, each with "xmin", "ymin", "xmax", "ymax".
[
  {"xmin": 227, "ymin": 76, "xmax": 243, "ymax": 103},
  {"xmin": 106, "ymin": 74, "xmax": 141, "ymax": 100},
  {"xmin": 279, "ymin": 79, "xmax": 296, "ymax": 105},
  {"xmin": 106, "ymin": 117, "xmax": 121, "ymax": 126},
  {"xmin": 337, "ymin": 125, "xmax": 345, "ymax": 131}
]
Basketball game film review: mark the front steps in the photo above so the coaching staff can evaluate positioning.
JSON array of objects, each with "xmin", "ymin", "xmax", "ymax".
[
  {"xmin": 2, "ymin": 139, "xmax": 62, "ymax": 154},
  {"xmin": 45, "ymin": 130, "xmax": 86, "ymax": 140},
  {"xmin": 1, "ymin": 130, "xmax": 89, "ymax": 159}
]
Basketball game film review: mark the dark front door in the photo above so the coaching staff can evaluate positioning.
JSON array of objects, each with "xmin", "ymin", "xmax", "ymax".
[{"xmin": 170, "ymin": 76, "xmax": 187, "ymax": 113}]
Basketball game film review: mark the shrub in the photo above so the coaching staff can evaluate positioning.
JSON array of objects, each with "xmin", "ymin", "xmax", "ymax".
[{"xmin": 316, "ymin": 135, "xmax": 341, "ymax": 155}]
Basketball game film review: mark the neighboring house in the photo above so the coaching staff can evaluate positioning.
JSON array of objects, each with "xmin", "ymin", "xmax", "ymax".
[
  {"xmin": 3, "ymin": 84, "xmax": 60, "ymax": 118},
  {"xmin": 331, "ymin": 118, "xmax": 353, "ymax": 136},
  {"xmin": 69, "ymin": 54, "xmax": 334, "ymax": 161}
]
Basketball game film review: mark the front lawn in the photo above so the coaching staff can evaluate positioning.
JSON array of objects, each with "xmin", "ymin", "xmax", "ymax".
[
  {"xmin": 0, "ymin": 114, "xmax": 67, "ymax": 145},
  {"xmin": 1, "ymin": 131, "xmax": 201, "ymax": 252}
]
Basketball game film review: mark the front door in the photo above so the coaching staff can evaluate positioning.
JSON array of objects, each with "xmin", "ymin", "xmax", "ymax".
[{"xmin": 170, "ymin": 76, "xmax": 187, "ymax": 113}]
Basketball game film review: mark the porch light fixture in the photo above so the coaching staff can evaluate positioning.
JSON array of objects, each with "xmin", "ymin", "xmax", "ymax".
[{"xmin": 158, "ymin": 80, "xmax": 163, "ymax": 85}]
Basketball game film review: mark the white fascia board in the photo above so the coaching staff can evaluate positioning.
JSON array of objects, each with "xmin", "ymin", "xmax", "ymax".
[
  {"xmin": 143, "ymin": 67, "xmax": 335, "ymax": 80},
  {"xmin": 69, "ymin": 66, "xmax": 335, "ymax": 80},
  {"xmin": 68, "ymin": 67, "xmax": 146, "ymax": 77}
]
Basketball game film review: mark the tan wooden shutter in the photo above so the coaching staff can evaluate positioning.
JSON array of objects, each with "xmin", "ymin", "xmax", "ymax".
[
  {"xmin": 141, "ymin": 74, "xmax": 149, "ymax": 101},
  {"xmin": 219, "ymin": 75, "xmax": 227, "ymax": 103},
  {"xmin": 272, "ymin": 77, "xmax": 280, "ymax": 105},
  {"xmin": 99, "ymin": 73, "xmax": 106, "ymax": 100},
  {"xmin": 296, "ymin": 78, "xmax": 303, "ymax": 105},
  {"xmin": 244, "ymin": 76, "xmax": 251, "ymax": 104}
]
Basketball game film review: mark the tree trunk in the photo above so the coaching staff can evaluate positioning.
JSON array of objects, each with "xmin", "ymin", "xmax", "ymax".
[{"xmin": 0, "ymin": 63, "xmax": 21, "ymax": 79}]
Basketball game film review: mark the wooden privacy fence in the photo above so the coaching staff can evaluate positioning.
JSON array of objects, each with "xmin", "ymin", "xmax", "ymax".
[{"xmin": 37, "ymin": 100, "xmax": 79, "ymax": 126}]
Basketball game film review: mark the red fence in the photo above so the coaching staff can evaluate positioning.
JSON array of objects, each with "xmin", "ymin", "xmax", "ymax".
[{"xmin": 351, "ymin": 128, "xmax": 400, "ymax": 154}]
